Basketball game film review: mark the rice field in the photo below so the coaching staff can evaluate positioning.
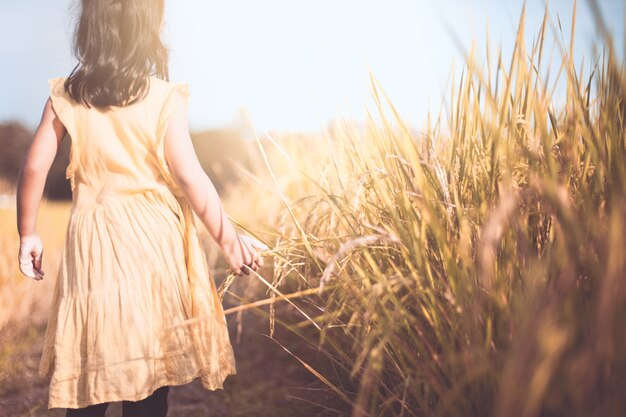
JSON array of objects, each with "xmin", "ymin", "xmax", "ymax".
[
  {"xmin": 234, "ymin": 4, "xmax": 626, "ymax": 417},
  {"xmin": 1, "ymin": 2, "xmax": 625, "ymax": 417}
]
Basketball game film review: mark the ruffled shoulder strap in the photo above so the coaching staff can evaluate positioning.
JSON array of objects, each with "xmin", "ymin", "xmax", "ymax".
[
  {"xmin": 48, "ymin": 77, "xmax": 75, "ymax": 131},
  {"xmin": 157, "ymin": 82, "xmax": 190, "ymax": 141},
  {"xmin": 48, "ymin": 77, "xmax": 79, "ymax": 191},
  {"xmin": 154, "ymin": 82, "xmax": 190, "ymax": 191}
]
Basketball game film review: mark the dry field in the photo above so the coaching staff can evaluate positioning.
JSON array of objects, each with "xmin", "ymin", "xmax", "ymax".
[{"xmin": 2, "ymin": 3, "xmax": 626, "ymax": 417}]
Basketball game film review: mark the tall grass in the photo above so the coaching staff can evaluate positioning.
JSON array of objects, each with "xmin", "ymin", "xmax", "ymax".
[{"xmin": 247, "ymin": 3, "xmax": 626, "ymax": 416}]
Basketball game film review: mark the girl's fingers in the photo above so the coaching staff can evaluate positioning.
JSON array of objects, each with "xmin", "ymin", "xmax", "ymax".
[
  {"xmin": 252, "ymin": 252, "xmax": 261, "ymax": 269},
  {"xmin": 242, "ymin": 238, "xmax": 259, "ymax": 274},
  {"xmin": 19, "ymin": 237, "xmax": 45, "ymax": 280},
  {"xmin": 241, "ymin": 236, "xmax": 260, "ymax": 258},
  {"xmin": 249, "ymin": 248, "xmax": 261, "ymax": 270},
  {"xmin": 19, "ymin": 260, "xmax": 35, "ymax": 278},
  {"xmin": 249, "ymin": 251, "xmax": 259, "ymax": 269},
  {"xmin": 32, "ymin": 256, "xmax": 44, "ymax": 280},
  {"xmin": 34, "ymin": 251, "xmax": 44, "ymax": 276},
  {"xmin": 226, "ymin": 235, "xmax": 268, "ymax": 276},
  {"xmin": 228, "ymin": 258, "xmax": 242, "ymax": 276},
  {"xmin": 31, "ymin": 249, "xmax": 44, "ymax": 279},
  {"xmin": 239, "ymin": 255, "xmax": 251, "ymax": 275},
  {"xmin": 19, "ymin": 259, "xmax": 43, "ymax": 280},
  {"xmin": 18, "ymin": 249, "xmax": 34, "ymax": 275},
  {"xmin": 240, "ymin": 235, "xmax": 268, "ymax": 251},
  {"xmin": 239, "ymin": 235, "xmax": 267, "ymax": 270},
  {"xmin": 237, "ymin": 236, "xmax": 252, "ymax": 266}
]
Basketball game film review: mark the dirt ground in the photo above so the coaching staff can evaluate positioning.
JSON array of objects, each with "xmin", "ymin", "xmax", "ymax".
[{"xmin": 0, "ymin": 302, "xmax": 347, "ymax": 417}]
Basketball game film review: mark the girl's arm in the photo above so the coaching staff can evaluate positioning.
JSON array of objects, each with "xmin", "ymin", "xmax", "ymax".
[
  {"xmin": 16, "ymin": 98, "xmax": 67, "ymax": 280},
  {"xmin": 162, "ymin": 93, "xmax": 264, "ymax": 276}
]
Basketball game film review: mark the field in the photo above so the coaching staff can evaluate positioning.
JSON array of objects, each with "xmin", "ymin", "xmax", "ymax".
[{"xmin": 1, "ymin": 3, "xmax": 626, "ymax": 417}]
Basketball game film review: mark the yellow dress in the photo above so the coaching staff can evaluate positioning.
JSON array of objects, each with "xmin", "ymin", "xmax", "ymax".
[{"xmin": 39, "ymin": 77, "xmax": 237, "ymax": 409}]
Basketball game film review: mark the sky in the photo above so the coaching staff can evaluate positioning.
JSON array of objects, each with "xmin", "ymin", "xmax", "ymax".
[{"xmin": 0, "ymin": 0, "xmax": 624, "ymax": 133}]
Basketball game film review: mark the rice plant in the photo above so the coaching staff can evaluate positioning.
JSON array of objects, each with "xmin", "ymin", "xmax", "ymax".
[{"xmin": 246, "ymin": 2, "xmax": 626, "ymax": 416}]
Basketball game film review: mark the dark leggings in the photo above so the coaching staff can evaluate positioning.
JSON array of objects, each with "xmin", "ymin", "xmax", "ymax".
[{"xmin": 65, "ymin": 386, "xmax": 170, "ymax": 417}]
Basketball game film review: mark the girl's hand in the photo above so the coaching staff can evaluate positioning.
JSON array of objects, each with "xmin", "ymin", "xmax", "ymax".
[
  {"xmin": 221, "ymin": 234, "xmax": 268, "ymax": 276},
  {"xmin": 18, "ymin": 233, "xmax": 45, "ymax": 281}
]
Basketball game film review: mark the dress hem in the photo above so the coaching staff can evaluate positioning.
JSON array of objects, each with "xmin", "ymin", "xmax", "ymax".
[{"xmin": 49, "ymin": 363, "xmax": 237, "ymax": 410}]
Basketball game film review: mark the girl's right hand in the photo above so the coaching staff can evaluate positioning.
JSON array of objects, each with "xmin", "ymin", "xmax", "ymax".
[{"xmin": 221, "ymin": 234, "xmax": 268, "ymax": 276}]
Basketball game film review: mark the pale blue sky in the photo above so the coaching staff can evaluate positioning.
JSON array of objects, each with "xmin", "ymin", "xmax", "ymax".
[{"xmin": 0, "ymin": 1, "xmax": 623, "ymax": 132}]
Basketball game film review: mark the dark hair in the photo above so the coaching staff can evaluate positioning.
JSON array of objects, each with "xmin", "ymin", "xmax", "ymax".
[{"xmin": 64, "ymin": 0, "xmax": 169, "ymax": 109}]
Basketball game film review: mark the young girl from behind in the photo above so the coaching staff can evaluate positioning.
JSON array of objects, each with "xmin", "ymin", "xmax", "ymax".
[{"xmin": 16, "ymin": 0, "xmax": 265, "ymax": 415}]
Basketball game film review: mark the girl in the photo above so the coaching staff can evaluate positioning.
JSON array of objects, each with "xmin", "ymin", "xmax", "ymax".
[{"xmin": 16, "ymin": 0, "xmax": 266, "ymax": 415}]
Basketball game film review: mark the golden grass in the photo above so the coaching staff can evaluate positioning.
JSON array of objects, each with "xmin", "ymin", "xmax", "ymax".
[{"xmin": 223, "ymin": 3, "xmax": 626, "ymax": 417}]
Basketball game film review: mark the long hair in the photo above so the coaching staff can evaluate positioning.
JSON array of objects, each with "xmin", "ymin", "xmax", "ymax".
[{"xmin": 64, "ymin": 0, "xmax": 169, "ymax": 109}]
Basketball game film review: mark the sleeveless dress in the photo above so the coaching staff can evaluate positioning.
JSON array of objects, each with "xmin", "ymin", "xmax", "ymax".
[{"xmin": 39, "ymin": 77, "xmax": 237, "ymax": 409}]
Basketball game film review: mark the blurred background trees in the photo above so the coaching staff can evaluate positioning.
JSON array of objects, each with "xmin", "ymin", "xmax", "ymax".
[{"xmin": 0, "ymin": 121, "xmax": 252, "ymax": 199}]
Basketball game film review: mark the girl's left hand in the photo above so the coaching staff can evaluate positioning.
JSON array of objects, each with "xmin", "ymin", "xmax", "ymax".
[{"xmin": 18, "ymin": 233, "xmax": 45, "ymax": 280}]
